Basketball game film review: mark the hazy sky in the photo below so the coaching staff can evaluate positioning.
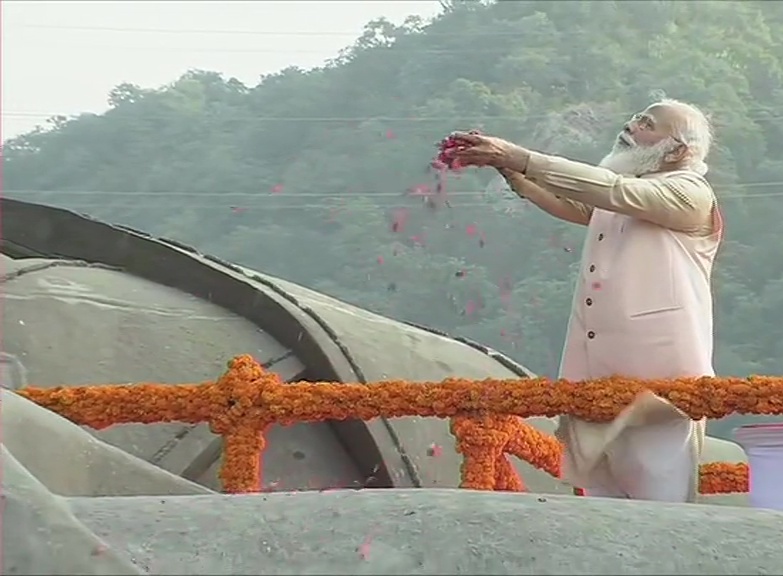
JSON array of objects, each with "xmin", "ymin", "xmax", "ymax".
[{"xmin": 2, "ymin": 1, "xmax": 442, "ymax": 139}]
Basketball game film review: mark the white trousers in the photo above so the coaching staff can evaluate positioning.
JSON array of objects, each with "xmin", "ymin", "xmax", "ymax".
[
  {"xmin": 559, "ymin": 393, "xmax": 704, "ymax": 504},
  {"xmin": 582, "ymin": 418, "xmax": 701, "ymax": 502}
]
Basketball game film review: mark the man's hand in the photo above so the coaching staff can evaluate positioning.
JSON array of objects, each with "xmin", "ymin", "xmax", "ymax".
[
  {"xmin": 498, "ymin": 167, "xmax": 524, "ymax": 188},
  {"xmin": 447, "ymin": 132, "xmax": 530, "ymax": 172},
  {"xmin": 498, "ymin": 167, "xmax": 534, "ymax": 200}
]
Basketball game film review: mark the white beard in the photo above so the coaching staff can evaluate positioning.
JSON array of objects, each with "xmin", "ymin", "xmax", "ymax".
[{"xmin": 598, "ymin": 137, "xmax": 679, "ymax": 176}]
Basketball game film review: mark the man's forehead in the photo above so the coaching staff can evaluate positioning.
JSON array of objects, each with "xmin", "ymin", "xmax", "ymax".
[{"xmin": 641, "ymin": 103, "xmax": 679, "ymax": 125}]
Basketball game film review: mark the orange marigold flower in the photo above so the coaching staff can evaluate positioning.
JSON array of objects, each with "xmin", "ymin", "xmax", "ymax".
[{"xmin": 16, "ymin": 355, "xmax": 759, "ymax": 494}]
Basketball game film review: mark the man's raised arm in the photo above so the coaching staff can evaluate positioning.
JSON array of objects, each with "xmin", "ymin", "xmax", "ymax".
[
  {"xmin": 510, "ymin": 151, "xmax": 714, "ymax": 233},
  {"xmin": 500, "ymin": 168, "xmax": 592, "ymax": 226}
]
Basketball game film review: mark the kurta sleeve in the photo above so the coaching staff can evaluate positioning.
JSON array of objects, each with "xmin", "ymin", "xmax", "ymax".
[
  {"xmin": 556, "ymin": 195, "xmax": 594, "ymax": 223},
  {"xmin": 525, "ymin": 151, "xmax": 715, "ymax": 233},
  {"xmin": 504, "ymin": 173, "xmax": 593, "ymax": 226}
]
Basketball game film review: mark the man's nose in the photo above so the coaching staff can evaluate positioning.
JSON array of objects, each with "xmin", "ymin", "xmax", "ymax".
[{"xmin": 623, "ymin": 121, "xmax": 634, "ymax": 134}]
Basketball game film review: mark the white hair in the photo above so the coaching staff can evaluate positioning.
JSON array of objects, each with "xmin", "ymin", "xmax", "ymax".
[{"xmin": 657, "ymin": 98, "xmax": 713, "ymax": 175}]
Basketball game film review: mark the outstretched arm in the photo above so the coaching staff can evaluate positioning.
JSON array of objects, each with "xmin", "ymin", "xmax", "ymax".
[
  {"xmin": 499, "ymin": 168, "xmax": 592, "ymax": 226},
  {"xmin": 507, "ymin": 150, "xmax": 714, "ymax": 233}
]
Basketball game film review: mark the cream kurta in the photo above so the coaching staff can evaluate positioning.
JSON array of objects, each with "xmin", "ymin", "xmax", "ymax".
[{"xmin": 525, "ymin": 152, "xmax": 722, "ymax": 502}]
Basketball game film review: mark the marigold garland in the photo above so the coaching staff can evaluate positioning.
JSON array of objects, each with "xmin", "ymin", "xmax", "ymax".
[{"xmin": 17, "ymin": 354, "xmax": 764, "ymax": 495}]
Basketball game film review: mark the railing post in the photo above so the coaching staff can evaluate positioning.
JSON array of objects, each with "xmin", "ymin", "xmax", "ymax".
[
  {"xmin": 207, "ymin": 355, "xmax": 278, "ymax": 493},
  {"xmin": 451, "ymin": 415, "xmax": 512, "ymax": 491},
  {"xmin": 494, "ymin": 456, "xmax": 525, "ymax": 492},
  {"xmin": 219, "ymin": 424, "xmax": 267, "ymax": 493}
]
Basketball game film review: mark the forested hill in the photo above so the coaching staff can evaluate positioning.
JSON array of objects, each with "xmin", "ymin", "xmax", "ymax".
[{"xmin": 4, "ymin": 0, "xmax": 783, "ymax": 434}]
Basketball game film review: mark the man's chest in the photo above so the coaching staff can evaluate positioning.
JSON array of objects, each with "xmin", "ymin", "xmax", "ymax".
[{"xmin": 575, "ymin": 210, "xmax": 685, "ymax": 319}]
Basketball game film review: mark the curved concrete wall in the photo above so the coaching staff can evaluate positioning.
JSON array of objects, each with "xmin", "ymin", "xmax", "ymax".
[
  {"xmin": 237, "ymin": 268, "xmax": 570, "ymax": 492},
  {"xmin": 1, "ymin": 254, "xmax": 364, "ymax": 492}
]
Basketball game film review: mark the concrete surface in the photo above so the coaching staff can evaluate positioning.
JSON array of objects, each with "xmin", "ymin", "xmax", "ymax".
[
  {"xmin": 2, "ymin": 390, "xmax": 211, "ymax": 497},
  {"xmin": 69, "ymin": 489, "xmax": 783, "ymax": 575},
  {"xmin": 1, "ymin": 416, "xmax": 763, "ymax": 576},
  {"xmin": 2, "ymin": 445, "xmax": 144, "ymax": 575}
]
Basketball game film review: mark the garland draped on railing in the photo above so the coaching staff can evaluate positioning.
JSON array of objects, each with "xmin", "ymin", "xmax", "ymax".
[{"xmin": 19, "ymin": 354, "xmax": 769, "ymax": 494}]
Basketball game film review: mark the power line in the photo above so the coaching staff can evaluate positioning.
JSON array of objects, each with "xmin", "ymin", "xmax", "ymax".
[
  {"xmin": 3, "ymin": 199, "xmax": 520, "ymax": 212},
  {"xmin": 7, "ymin": 182, "xmax": 783, "ymax": 198},
  {"xmin": 8, "ymin": 188, "xmax": 783, "ymax": 211},
  {"xmin": 10, "ymin": 190, "xmax": 487, "ymax": 198},
  {"xmin": 4, "ymin": 110, "xmax": 781, "ymax": 126}
]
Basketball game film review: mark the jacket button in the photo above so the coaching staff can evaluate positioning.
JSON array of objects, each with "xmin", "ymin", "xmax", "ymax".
[
  {"xmin": 586, "ymin": 298, "xmax": 593, "ymax": 306},
  {"xmin": 589, "ymin": 264, "xmax": 596, "ymax": 272},
  {"xmin": 587, "ymin": 331, "xmax": 596, "ymax": 339},
  {"xmin": 598, "ymin": 233, "xmax": 605, "ymax": 241}
]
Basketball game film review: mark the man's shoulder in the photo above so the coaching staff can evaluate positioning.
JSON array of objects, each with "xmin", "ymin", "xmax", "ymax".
[{"xmin": 657, "ymin": 169, "xmax": 712, "ymax": 187}]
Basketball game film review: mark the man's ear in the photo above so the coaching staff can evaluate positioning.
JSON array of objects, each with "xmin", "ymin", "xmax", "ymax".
[{"xmin": 665, "ymin": 143, "xmax": 689, "ymax": 163}]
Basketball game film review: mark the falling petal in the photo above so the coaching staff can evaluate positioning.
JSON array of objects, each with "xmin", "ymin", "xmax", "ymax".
[
  {"xmin": 377, "ymin": 256, "xmax": 385, "ymax": 265},
  {"xmin": 386, "ymin": 129, "xmax": 396, "ymax": 139},
  {"xmin": 499, "ymin": 277, "xmax": 513, "ymax": 308},
  {"xmin": 427, "ymin": 443, "xmax": 444, "ymax": 457},
  {"xmin": 591, "ymin": 281, "xmax": 602, "ymax": 290},
  {"xmin": 91, "ymin": 544, "xmax": 108, "ymax": 557},
  {"xmin": 390, "ymin": 207, "xmax": 410, "ymax": 233},
  {"xmin": 230, "ymin": 206, "xmax": 247, "ymax": 214},
  {"xmin": 465, "ymin": 300, "xmax": 477, "ymax": 316},
  {"xmin": 271, "ymin": 184, "xmax": 284, "ymax": 194},
  {"xmin": 465, "ymin": 224, "xmax": 478, "ymax": 237},
  {"xmin": 357, "ymin": 530, "xmax": 376, "ymax": 560},
  {"xmin": 408, "ymin": 184, "xmax": 433, "ymax": 197}
]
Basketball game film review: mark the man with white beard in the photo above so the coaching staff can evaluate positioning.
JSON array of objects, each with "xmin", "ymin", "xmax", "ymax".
[{"xmin": 447, "ymin": 99, "xmax": 721, "ymax": 503}]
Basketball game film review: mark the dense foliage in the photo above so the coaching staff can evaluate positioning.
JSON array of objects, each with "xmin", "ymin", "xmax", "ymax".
[{"xmin": 6, "ymin": 0, "xmax": 783, "ymax": 437}]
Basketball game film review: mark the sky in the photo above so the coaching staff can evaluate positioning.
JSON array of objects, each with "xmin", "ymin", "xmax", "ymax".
[{"xmin": 2, "ymin": 0, "xmax": 443, "ymax": 140}]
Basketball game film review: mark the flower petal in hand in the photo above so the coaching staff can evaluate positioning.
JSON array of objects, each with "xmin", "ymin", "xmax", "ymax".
[{"xmin": 449, "ymin": 134, "xmax": 514, "ymax": 169}]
